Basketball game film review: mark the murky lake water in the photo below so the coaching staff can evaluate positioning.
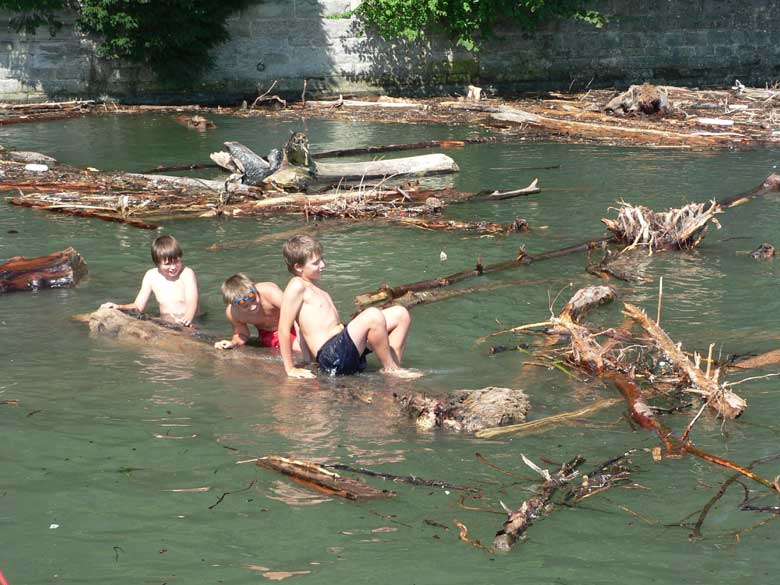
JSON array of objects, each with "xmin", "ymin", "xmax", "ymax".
[{"xmin": 2, "ymin": 114, "xmax": 780, "ymax": 584}]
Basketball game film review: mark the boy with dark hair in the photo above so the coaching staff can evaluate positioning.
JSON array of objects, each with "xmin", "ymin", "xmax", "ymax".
[
  {"xmin": 102, "ymin": 235, "xmax": 198, "ymax": 327},
  {"xmin": 214, "ymin": 273, "xmax": 300, "ymax": 351},
  {"xmin": 278, "ymin": 235, "xmax": 419, "ymax": 378}
]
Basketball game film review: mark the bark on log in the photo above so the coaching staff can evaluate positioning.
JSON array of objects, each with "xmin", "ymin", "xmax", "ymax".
[
  {"xmin": 256, "ymin": 456, "xmax": 394, "ymax": 500},
  {"xmin": 493, "ymin": 456, "xmax": 585, "ymax": 551},
  {"xmin": 623, "ymin": 303, "xmax": 746, "ymax": 419},
  {"xmin": 0, "ymin": 247, "xmax": 87, "ymax": 293}
]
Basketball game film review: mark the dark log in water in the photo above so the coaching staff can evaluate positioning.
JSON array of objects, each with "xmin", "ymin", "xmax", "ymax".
[
  {"xmin": 493, "ymin": 456, "xmax": 585, "ymax": 552},
  {"xmin": 256, "ymin": 456, "xmax": 394, "ymax": 500},
  {"xmin": 312, "ymin": 136, "xmax": 508, "ymax": 159},
  {"xmin": 0, "ymin": 247, "xmax": 87, "ymax": 293}
]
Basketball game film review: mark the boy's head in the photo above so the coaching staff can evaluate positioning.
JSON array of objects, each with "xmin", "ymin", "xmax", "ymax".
[
  {"xmin": 283, "ymin": 235, "xmax": 323, "ymax": 275},
  {"xmin": 221, "ymin": 273, "xmax": 256, "ymax": 306},
  {"xmin": 151, "ymin": 235, "xmax": 183, "ymax": 266}
]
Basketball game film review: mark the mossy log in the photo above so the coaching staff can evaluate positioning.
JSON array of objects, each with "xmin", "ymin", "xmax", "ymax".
[{"xmin": 0, "ymin": 247, "xmax": 87, "ymax": 293}]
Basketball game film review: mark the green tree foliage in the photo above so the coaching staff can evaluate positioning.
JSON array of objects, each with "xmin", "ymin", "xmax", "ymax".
[
  {"xmin": 0, "ymin": 0, "xmax": 254, "ymax": 81},
  {"xmin": 355, "ymin": 0, "xmax": 603, "ymax": 50}
]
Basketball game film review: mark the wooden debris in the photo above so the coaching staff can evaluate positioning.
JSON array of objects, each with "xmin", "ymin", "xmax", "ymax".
[
  {"xmin": 493, "ymin": 456, "xmax": 585, "ymax": 551},
  {"xmin": 256, "ymin": 456, "xmax": 394, "ymax": 500},
  {"xmin": 312, "ymin": 136, "xmax": 506, "ymax": 159},
  {"xmin": 604, "ymin": 83, "xmax": 669, "ymax": 115},
  {"xmin": 558, "ymin": 285, "xmax": 617, "ymax": 323},
  {"xmin": 393, "ymin": 216, "xmax": 527, "ymax": 235},
  {"xmin": 474, "ymin": 398, "xmax": 622, "ymax": 439},
  {"xmin": 315, "ymin": 153, "xmax": 459, "ymax": 181},
  {"xmin": 623, "ymin": 303, "xmax": 746, "ymax": 419},
  {"xmin": 0, "ymin": 247, "xmax": 87, "ymax": 293},
  {"xmin": 395, "ymin": 386, "xmax": 530, "ymax": 432},
  {"xmin": 602, "ymin": 200, "xmax": 721, "ymax": 252},
  {"xmin": 750, "ymin": 243, "xmax": 775, "ymax": 259}
]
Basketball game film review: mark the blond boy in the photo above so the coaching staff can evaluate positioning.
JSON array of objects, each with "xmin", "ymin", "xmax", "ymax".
[
  {"xmin": 214, "ymin": 273, "xmax": 300, "ymax": 351},
  {"xmin": 278, "ymin": 235, "xmax": 419, "ymax": 378},
  {"xmin": 101, "ymin": 235, "xmax": 198, "ymax": 326}
]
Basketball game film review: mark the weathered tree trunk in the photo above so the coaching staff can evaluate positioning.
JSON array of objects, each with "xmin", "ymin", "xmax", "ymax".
[
  {"xmin": 256, "ymin": 456, "xmax": 394, "ymax": 500},
  {"xmin": 315, "ymin": 153, "xmax": 459, "ymax": 181},
  {"xmin": 0, "ymin": 247, "xmax": 87, "ymax": 293}
]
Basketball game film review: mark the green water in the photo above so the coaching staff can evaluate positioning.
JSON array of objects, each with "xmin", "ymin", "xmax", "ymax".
[{"xmin": 2, "ymin": 115, "xmax": 780, "ymax": 584}]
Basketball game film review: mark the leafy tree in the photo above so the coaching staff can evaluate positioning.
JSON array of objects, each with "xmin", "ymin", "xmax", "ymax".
[
  {"xmin": 355, "ymin": 0, "xmax": 603, "ymax": 51},
  {"xmin": 0, "ymin": 0, "xmax": 254, "ymax": 81}
]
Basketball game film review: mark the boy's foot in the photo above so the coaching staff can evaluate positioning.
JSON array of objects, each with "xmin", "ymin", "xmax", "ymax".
[{"xmin": 381, "ymin": 367, "xmax": 424, "ymax": 379}]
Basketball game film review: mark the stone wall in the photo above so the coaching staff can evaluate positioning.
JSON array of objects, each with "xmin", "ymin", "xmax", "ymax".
[{"xmin": 0, "ymin": 0, "xmax": 778, "ymax": 103}]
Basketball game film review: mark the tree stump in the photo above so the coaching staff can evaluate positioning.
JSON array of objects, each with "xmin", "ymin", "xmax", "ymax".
[{"xmin": 0, "ymin": 247, "xmax": 87, "ymax": 293}]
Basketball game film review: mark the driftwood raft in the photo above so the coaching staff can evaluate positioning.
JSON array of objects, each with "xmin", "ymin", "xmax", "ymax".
[{"xmin": 0, "ymin": 247, "xmax": 87, "ymax": 293}]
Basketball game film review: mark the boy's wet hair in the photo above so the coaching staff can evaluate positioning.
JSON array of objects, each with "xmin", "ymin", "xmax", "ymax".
[
  {"xmin": 151, "ymin": 235, "xmax": 183, "ymax": 265},
  {"xmin": 221, "ymin": 273, "xmax": 255, "ymax": 305},
  {"xmin": 283, "ymin": 235, "xmax": 323, "ymax": 274}
]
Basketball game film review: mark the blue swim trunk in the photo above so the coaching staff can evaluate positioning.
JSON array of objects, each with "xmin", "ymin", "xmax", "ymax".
[{"xmin": 316, "ymin": 327, "xmax": 367, "ymax": 376}]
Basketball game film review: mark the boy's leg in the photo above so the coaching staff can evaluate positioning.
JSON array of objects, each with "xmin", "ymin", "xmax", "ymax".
[
  {"xmin": 381, "ymin": 305, "xmax": 411, "ymax": 363},
  {"xmin": 346, "ymin": 307, "xmax": 400, "ymax": 370}
]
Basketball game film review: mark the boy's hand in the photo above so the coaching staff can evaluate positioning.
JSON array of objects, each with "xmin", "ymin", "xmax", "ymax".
[
  {"xmin": 214, "ymin": 339, "xmax": 234, "ymax": 350},
  {"xmin": 287, "ymin": 367, "xmax": 315, "ymax": 379}
]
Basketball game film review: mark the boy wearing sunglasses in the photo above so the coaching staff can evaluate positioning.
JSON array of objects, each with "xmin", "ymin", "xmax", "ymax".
[
  {"xmin": 101, "ymin": 235, "xmax": 199, "ymax": 327},
  {"xmin": 278, "ymin": 235, "xmax": 420, "ymax": 378},
  {"xmin": 214, "ymin": 273, "xmax": 300, "ymax": 351}
]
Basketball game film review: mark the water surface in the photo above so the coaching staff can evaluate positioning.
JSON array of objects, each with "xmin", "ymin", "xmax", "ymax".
[{"xmin": 2, "ymin": 115, "xmax": 780, "ymax": 584}]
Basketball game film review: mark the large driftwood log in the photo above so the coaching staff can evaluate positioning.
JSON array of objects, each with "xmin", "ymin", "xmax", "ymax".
[
  {"xmin": 256, "ymin": 456, "xmax": 394, "ymax": 500},
  {"xmin": 315, "ymin": 153, "xmax": 459, "ymax": 181},
  {"xmin": 395, "ymin": 386, "xmax": 530, "ymax": 432},
  {"xmin": 0, "ymin": 247, "xmax": 87, "ymax": 293},
  {"xmin": 623, "ymin": 303, "xmax": 746, "ymax": 419}
]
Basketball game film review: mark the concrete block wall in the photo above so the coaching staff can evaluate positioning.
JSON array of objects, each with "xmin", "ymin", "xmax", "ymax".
[{"xmin": 0, "ymin": 0, "xmax": 778, "ymax": 103}]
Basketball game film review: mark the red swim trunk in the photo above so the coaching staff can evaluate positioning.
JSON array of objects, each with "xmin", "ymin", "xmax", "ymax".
[{"xmin": 257, "ymin": 328, "xmax": 296, "ymax": 348}]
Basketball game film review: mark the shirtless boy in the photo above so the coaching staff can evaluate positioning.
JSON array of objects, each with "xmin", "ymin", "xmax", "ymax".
[
  {"xmin": 278, "ymin": 235, "xmax": 419, "ymax": 378},
  {"xmin": 101, "ymin": 235, "xmax": 199, "ymax": 327},
  {"xmin": 213, "ymin": 273, "xmax": 300, "ymax": 351}
]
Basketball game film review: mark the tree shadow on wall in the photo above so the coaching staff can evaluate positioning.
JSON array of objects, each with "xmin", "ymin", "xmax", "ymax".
[{"xmin": 336, "ymin": 18, "xmax": 479, "ymax": 97}]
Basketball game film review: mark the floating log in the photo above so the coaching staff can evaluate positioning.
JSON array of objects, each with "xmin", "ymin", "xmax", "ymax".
[
  {"xmin": 0, "ymin": 247, "xmax": 87, "ymax": 293},
  {"xmin": 718, "ymin": 173, "xmax": 780, "ymax": 209},
  {"xmin": 623, "ymin": 303, "xmax": 746, "ymax": 419},
  {"xmin": 256, "ymin": 456, "xmax": 394, "ymax": 500},
  {"xmin": 395, "ymin": 386, "xmax": 530, "ymax": 432},
  {"xmin": 315, "ymin": 153, "xmax": 459, "ymax": 181},
  {"xmin": 393, "ymin": 216, "xmax": 527, "ymax": 235},
  {"xmin": 493, "ymin": 456, "xmax": 585, "ymax": 551},
  {"xmin": 9, "ymin": 196, "xmax": 160, "ymax": 229},
  {"xmin": 558, "ymin": 285, "xmax": 617, "ymax": 322},
  {"xmin": 305, "ymin": 98, "xmax": 420, "ymax": 109},
  {"xmin": 354, "ymin": 237, "xmax": 612, "ymax": 308}
]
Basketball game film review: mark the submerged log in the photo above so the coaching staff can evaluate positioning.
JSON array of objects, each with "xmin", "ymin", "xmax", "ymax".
[
  {"xmin": 0, "ymin": 247, "xmax": 87, "ymax": 293},
  {"xmin": 395, "ymin": 386, "xmax": 530, "ymax": 432},
  {"xmin": 393, "ymin": 216, "xmax": 527, "ymax": 235},
  {"xmin": 256, "ymin": 456, "xmax": 394, "ymax": 500},
  {"xmin": 493, "ymin": 456, "xmax": 585, "ymax": 551},
  {"xmin": 312, "ymin": 136, "xmax": 505, "ymax": 159},
  {"xmin": 75, "ymin": 307, "xmax": 277, "ymax": 367}
]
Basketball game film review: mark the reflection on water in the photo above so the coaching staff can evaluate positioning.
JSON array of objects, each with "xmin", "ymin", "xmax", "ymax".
[{"xmin": 4, "ymin": 114, "xmax": 780, "ymax": 584}]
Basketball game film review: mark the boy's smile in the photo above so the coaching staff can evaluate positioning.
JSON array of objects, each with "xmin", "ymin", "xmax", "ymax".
[
  {"xmin": 158, "ymin": 257, "xmax": 183, "ymax": 280},
  {"xmin": 297, "ymin": 254, "xmax": 325, "ymax": 282}
]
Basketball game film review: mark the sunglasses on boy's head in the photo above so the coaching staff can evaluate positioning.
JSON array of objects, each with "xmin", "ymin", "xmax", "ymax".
[{"xmin": 233, "ymin": 289, "xmax": 258, "ymax": 307}]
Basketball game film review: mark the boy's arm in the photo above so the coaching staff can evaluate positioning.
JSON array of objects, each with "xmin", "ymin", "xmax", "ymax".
[
  {"xmin": 214, "ymin": 307, "xmax": 251, "ymax": 350},
  {"xmin": 177, "ymin": 267, "xmax": 199, "ymax": 327},
  {"xmin": 101, "ymin": 271, "xmax": 153, "ymax": 312},
  {"xmin": 279, "ymin": 279, "xmax": 315, "ymax": 379}
]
